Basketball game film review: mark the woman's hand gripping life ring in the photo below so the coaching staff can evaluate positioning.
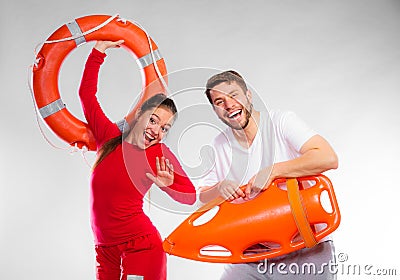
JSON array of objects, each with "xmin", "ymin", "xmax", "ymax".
[{"xmin": 32, "ymin": 14, "xmax": 168, "ymax": 151}]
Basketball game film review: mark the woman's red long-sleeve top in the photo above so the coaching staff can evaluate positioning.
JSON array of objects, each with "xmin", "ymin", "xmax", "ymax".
[{"xmin": 79, "ymin": 48, "xmax": 196, "ymax": 246}]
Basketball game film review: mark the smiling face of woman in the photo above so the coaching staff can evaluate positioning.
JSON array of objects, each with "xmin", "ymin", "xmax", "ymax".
[{"xmin": 127, "ymin": 106, "xmax": 175, "ymax": 149}]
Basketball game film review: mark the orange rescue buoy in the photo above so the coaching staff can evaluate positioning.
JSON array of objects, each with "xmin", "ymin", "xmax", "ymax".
[
  {"xmin": 163, "ymin": 175, "xmax": 340, "ymax": 263},
  {"xmin": 32, "ymin": 14, "xmax": 168, "ymax": 151}
]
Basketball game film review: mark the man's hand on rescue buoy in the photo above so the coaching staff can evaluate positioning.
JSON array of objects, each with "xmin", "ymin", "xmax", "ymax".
[
  {"xmin": 246, "ymin": 166, "xmax": 274, "ymax": 199},
  {"xmin": 217, "ymin": 180, "xmax": 245, "ymax": 201}
]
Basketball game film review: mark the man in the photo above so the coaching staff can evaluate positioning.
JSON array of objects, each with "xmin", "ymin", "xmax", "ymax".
[{"xmin": 199, "ymin": 70, "xmax": 338, "ymax": 279}]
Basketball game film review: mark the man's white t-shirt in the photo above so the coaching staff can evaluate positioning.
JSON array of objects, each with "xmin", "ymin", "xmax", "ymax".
[
  {"xmin": 202, "ymin": 111, "xmax": 331, "ymax": 242},
  {"xmin": 200, "ymin": 110, "xmax": 333, "ymax": 242},
  {"xmin": 201, "ymin": 110, "xmax": 317, "ymax": 187}
]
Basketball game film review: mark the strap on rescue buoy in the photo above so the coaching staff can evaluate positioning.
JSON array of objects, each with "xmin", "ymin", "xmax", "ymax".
[{"xmin": 287, "ymin": 178, "xmax": 317, "ymax": 248}]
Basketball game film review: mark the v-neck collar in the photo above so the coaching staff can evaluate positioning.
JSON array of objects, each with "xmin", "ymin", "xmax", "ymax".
[{"xmin": 227, "ymin": 113, "xmax": 263, "ymax": 153}]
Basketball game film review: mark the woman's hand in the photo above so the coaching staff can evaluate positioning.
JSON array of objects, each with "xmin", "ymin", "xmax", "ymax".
[
  {"xmin": 146, "ymin": 157, "xmax": 174, "ymax": 188},
  {"xmin": 94, "ymin": 40, "xmax": 125, "ymax": 53}
]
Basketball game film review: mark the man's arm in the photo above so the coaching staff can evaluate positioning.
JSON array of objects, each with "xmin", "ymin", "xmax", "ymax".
[
  {"xmin": 198, "ymin": 185, "xmax": 219, "ymax": 204},
  {"xmin": 246, "ymin": 134, "xmax": 338, "ymax": 196},
  {"xmin": 274, "ymin": 134, "xmax": 338, "ymax": 178}
]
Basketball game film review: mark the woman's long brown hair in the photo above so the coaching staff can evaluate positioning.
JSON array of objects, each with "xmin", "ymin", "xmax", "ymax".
[{"xmin": 92, "ymin": 94, "xmax": 177, "ymax": 170}]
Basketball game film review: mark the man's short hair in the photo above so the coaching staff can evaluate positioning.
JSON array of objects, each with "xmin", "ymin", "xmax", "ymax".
[{"xmin": 205, "ymin": 70, "xmax": 248, "ymax": 104}]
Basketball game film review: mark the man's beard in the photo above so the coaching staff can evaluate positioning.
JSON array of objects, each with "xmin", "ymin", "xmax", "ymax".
[{"xmin": 220, "ymin": 102, "xmax": 253, "ymax": 131}]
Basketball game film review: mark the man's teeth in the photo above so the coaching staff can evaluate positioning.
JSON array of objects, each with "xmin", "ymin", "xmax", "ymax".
[{"xmin": 228, "ymin": 110, "xmax": 242, "ymax": 119}]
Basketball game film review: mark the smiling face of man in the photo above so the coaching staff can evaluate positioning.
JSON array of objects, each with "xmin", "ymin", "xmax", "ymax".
[{"xmin": 209, "ymin": 81, "xmax": 253, "ymax": 130}]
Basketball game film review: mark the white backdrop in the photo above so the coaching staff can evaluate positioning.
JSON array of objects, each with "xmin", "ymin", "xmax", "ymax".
[{"xmin": 1, "ymin": 0, "xmax": 400, "ymax": 279}]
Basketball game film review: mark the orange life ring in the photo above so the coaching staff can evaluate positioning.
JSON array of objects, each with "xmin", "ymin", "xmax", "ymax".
[
  {"xmin": 32, "ymin": 14, "xmax": 168, "ymax": 151},
  {"xmin": 163, "ymin": 175, "xmax": 341, "ymax": 263}
]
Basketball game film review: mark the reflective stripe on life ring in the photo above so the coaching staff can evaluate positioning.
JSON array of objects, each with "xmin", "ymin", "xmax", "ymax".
[{"xmin": 32, "ymin": 14, "xmax": 168, "ymax": 151}]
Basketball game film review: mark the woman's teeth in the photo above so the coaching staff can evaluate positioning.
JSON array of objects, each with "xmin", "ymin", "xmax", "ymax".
[{"xmin": 144, "ymin": 132, "xmax": 155, "ymax": 142}]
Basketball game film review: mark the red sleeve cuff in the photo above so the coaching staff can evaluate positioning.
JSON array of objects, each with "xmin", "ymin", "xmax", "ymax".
[{"xmin": 91, "ymin": 48, "xmax": 107, "ymax": 58}]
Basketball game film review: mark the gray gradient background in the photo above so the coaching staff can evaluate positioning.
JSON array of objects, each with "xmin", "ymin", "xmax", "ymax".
[{"xmin": 1, "ymin": 0, "xmax": 400, "ymax": 279}]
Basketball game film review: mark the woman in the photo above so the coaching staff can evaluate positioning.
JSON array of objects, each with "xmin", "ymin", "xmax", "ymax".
[{"xmin": 79, "ymin": 40, "xmax": 196, "ymax": 280}]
